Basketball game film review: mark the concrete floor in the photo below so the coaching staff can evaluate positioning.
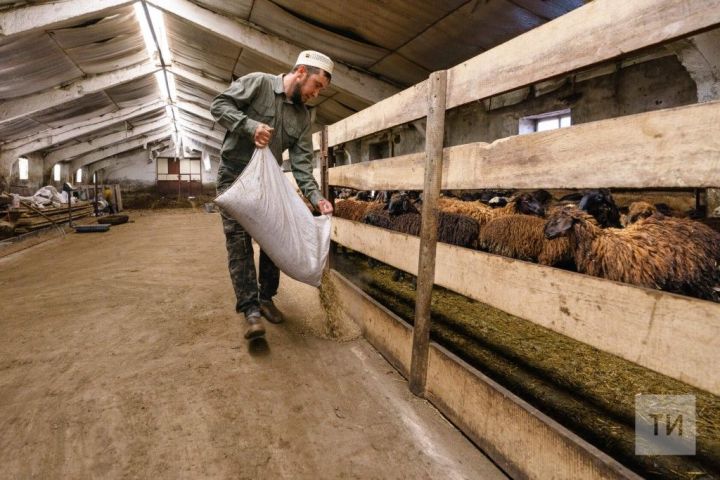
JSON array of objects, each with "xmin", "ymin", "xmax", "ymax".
[{"xmin": 0, "ymin": 209, "xmax": 507, "ymax": 479}]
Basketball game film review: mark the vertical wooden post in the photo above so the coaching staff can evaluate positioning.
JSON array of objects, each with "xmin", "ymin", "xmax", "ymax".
[
  {"xmin": 409, "ymin": 70, "xmax": 447, "ymax": 397},
  {"xmin": 320, "ymin": 126, "xmax": 335, "ymax": 270},
  {"xmin": 320, "ymin": 126, "xmax": 330, "ymax": 201}
]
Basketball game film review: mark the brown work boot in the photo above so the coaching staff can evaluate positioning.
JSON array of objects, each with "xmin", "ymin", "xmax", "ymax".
[
  {"xmin": 259, "ymin": 299, "xmax": 284, "ymax": 324},
  {"xmin": 244, "ymin": 310, "xmax": 265, "ymax": 340}
]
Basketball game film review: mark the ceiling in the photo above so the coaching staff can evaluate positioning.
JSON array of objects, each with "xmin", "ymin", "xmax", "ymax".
[{"xmin": 0, "ymin": 0, "xmax": 585, "ymax": 171}]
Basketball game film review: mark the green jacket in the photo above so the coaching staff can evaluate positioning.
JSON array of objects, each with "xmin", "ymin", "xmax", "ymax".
[{"xmin": 210, "ymin": 72, "xmax": 322, "ymax": 206}]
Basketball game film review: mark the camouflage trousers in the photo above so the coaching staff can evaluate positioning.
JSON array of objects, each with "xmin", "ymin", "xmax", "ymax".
[
  {"xmin": 217, "ymin": 161, "xmax": 279, "ymax": 315},
  {"xmin": 220, "ymin": 212, "xmax": 280, "ymax": 314}
]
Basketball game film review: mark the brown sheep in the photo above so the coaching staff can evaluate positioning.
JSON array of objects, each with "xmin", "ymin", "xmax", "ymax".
[
  {"xmin": 437, "ymin": 192, "xmax": 544, "ymax": 229},
  {"xmin": 479, "ymin": 214, "xmax": 573, "ymax": 266},
  {"xmin": 544, "ymin": 205, "xmax": 720, "ymax": 300},
  {"xmin": 334, "ymin": 197, "xmax": 385, "ymax": 222}
]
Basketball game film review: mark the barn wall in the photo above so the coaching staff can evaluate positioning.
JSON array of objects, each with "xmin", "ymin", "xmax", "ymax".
[{"xmin": 340, "ymin": 55, "xmax": 697, "ymax": 164}]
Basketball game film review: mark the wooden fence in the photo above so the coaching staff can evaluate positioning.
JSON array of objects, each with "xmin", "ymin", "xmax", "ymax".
[{"xmin": 300, "ymin": 1, "xmax": 720, "ymax": 477}]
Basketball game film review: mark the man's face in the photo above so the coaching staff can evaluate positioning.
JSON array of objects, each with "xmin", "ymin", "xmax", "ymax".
[{"xmin": 291, "ymin": 68, "xmax": 330, "ymax": 105}]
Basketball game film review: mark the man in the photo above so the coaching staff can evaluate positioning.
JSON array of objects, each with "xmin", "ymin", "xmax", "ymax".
[{"xmin": 210, "ymin": 50, "xmax": 334, "ymax": 341}]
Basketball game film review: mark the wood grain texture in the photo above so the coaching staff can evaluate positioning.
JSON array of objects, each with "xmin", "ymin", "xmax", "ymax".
[
  {"xmin": 329, "ymin": 101, "xmax": 720, "ymax": 190},
  {"xmin": 331, "ymin": 217, "xmax": 720, "ymax": 395}
]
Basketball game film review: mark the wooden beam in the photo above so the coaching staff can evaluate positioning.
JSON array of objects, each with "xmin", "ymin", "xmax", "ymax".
[
  {"xmin": 45, "ymin": 118, "xmax": 170, "ymax": 165},
  {"xmin": 148, "ymin": 0, "xmax": 398, "ymax": 104},
  {"xmin": 329, "ymin": 101, "xmax": 720, "ymax": 190},
  {"xmin": 175, "ymin": 101, "xmax": 215, "ymax": 122},
  {"xmin": 326, "ymin": 80, "xmax": 427, "ymax": 147},
  {"xmin": 410, "ymin": 71, "xmax": 445, "ymax": 397},
  {"xmin": 87, "ymin": 149, "xmax": 151, "ymax": 174},
  {"xmin": 0, "ymin": 62, "xmax": 159, "ymax": 126},
  {"xmin": 1, "ymin": 101, "xmax": 166, "ymax": 156},
  {"xmin": 70, "ymin": 130, "xmax": 172, "ymax": 169},
  {"xmin": 181, "ymin": 130, "xmax": 223, "ymax": 150},
  {"xmin": 179, "ymin": 122, "xmax": 224, "ymax": 143},
  {"xmin": 330, "ymin": 217, "xmax": 720, "ymax": 396},
  {"xmin": 168, "ymin": 66, "xmax": 228, "ymax": 94},
  {"xmin": 447, "ymin": 0, "xmax": 720, "ymax": 110},
  {"xmin": 328, "ymin": 269, "xmax": 639, "ymax": 480},
  {"xmin": 426, "ymin": 345, "xmax": 641, "ymax": 480},
  {"xmin": 0, "ymin": 0, "xmax": 133, "ymax": 38}
]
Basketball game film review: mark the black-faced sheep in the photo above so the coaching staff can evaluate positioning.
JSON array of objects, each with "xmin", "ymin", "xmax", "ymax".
[
  {"xmin": 438, "ymin": 192, "xmax": 545, "ymax": 228},
  {"xmin": 577, "ymin": 189, "xmax": 622, "ymax": 228},
  {"xmin": 478, "ymin": 215, "xmax": 574, "ymax": 266},
  {"xmin": 544, "ymin": 205, "xmax": 720, "ymax": 300},
  {"xmin": 365, "ymin": 192, "xmax": 480, "ymax": 249},
  {"xmin": 477, "ymin": 189, "xmax": 616, "ymax": 265}
]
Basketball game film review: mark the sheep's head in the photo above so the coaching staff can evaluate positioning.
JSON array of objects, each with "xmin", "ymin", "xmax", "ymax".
[
  {"xmin": 625, "ymin": 201, "xmax": 657, "ymax": 226},
  {"xmin": 388, "ymin": 191, "xmax": 418, "ymax": 215},
  {"xmin": 530, "ymin": 189, "xmax": 553, "ymax": 206},
  {"xmin": 544, "ymin": 206, "xmax": 585, "ymax": 239},
  {"xmin": 578, "ymin": 189, "xmax": 621, "ymax": 228},
  {"xmin": 515, "ymin": 193, "xmax": 546, "ymax": 217},
  {"xmin": 355, "ymin": 190, "xmax": 372, "ymax": 201}
]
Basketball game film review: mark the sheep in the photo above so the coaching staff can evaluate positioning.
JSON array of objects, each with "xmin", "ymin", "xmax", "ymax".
[
  {"xmin": 333, "ymin": 191, "xmax": 390, "ymax": 222},
  {"xmin": 366, "ymin": 192, "xmax": 480, "ymax": 249},
  {"xmin": 544, "ymin": 205, "xmax": 720, "ymax": 300},
  {"xmin": 438, "ymin": 192, "xmax": 545, "ymax": 228},
  {"xmin": 478, "ymin": 215, "xmax": 574, "ymax": 266},
  {"xmin": 622, "ymin": 201, "xmax": 693, "ymax": 226},
  {"xmin": 577, "ymin": 189, "xmax": 622, "ymax": 228},
  {"xmin": 622, "ymin": 201, "xmax": 661, "ymax": 226},
  {"xmin": 477, "ymin": 188, "xmax": 617, "ymax": 267}
]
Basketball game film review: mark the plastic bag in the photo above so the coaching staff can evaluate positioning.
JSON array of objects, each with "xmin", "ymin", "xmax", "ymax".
[{"xmin": 214, "ymin": 148, "xmax": 331, "ymax": 287}]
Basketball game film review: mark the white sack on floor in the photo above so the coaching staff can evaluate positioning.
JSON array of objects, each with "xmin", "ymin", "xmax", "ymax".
[{"xmin": 214, "ymin": 148, "xmax": 331, "ymax": 287}]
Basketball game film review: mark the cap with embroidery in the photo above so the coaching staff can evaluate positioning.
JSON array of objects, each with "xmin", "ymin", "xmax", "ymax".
[{"xmin": 295, "ymin": 50, "xmax": 334, "ymax": 76}]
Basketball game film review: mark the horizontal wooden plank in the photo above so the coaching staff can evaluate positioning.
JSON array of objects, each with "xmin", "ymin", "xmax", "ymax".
[
  {"xmin": 328, "ymin": 269, "xmax": 412, "ymax": 377},
  {"xmin": 331, "ymin": 217, "xmax": 720, "ymax": 395},
  {"xmin": 446, "ymin": 0, "xmax": 720, "ymax": 109},
  {"xmin": 329, "ymin": 101, "xmax": 720, "ymax": 189},
  {"xmin": 326, "ymin": 80, "xmax": 427, "ymax": 147},
  {"xmin": 327, "ymin": 268, "xmax": 638, "ymax": 479},
  {"xmin": 426, "ymin": 345, "xmax": 641, "ymax": 480}
]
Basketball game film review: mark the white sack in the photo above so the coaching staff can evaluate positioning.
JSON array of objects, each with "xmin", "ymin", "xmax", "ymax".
[{"xmin": 214, "ymin": 148, "xmax": 331, "ymax": 287}]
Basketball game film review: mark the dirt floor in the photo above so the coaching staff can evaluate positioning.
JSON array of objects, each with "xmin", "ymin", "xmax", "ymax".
[{"xmin": 0, "ymin": 209, "xmax": 507, "ymax": 480}]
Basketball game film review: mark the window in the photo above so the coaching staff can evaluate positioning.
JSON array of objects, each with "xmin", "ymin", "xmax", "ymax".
[
  {"xmin": 519, "ymin": 109, "xmax": 571, "ymax": 135},
  {"xmin": 76, "ymin": 169, "xmax": 82, "ymax": 183},
  {"xmin": 53, "ymin": 164, "xmax": 61, "ymax": 182},
  {"xmin": 202, "ymin": 151, "xmax": 211, "ymax": 172},
  {"xmin": 18, "ymin": 157, "xmax": 29, "ymax": 180}
]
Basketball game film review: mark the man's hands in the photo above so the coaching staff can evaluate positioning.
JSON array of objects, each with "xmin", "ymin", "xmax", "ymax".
[
  {"xmin": 317, "ymin": 198, "xmax": 334, "ymax": 215},
  {"xmin": 254, "ymin": 123, "xmax": 274, "ymax": 148}
]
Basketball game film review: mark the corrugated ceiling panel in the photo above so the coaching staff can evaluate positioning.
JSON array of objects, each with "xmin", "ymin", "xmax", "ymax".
[
  {"xmin": 105, "ymin": 74, "xmax": 160, "ymax": 108},
  {"xmin": 370, "ymin": 54, "xmax": 430, "ymax": 87},
  {"xmin": 0, "ymin": 118, "xmax": 46, "ymax": 143},
  {"xmin": 249, "ymin": 0, "xmax": 388, "ymax": 69},
  {"xmin": 0, "ymin": 33, "xmax": 82, "ymax": 100},
  {"xmin": 268, "ymin": 0, "xmax": 467, "ymax": 51},
  {"xmin": 52, "ymin": 9, "xmax": 148, "ymax": 74},
  {"xmin": 190, "ymin": 0, "xmax": 253, "ymax": 20},
  {"xmin": 398, "ymin": 0, "xmax": 545, "ymax": 71},
  {"xmin": 31, "ymin": 92, "xmax": 115, "ymax": 128},
  {"xmin": 166, "ymin": 15, "xmax": 239, "ymax": 83},
  {"xmin": 233, "ymin": 49, "xmax": 291, "ymax": 79}
]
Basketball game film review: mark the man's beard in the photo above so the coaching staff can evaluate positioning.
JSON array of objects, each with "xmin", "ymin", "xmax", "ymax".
[{"xmin": 290, "ymin": 79, "xmax": 305, "ymax": 105}]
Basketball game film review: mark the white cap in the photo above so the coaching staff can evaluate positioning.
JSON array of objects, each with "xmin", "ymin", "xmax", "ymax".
[{"xmin": 295, "ymin": 50, "xmax": 334, "ymax": 76}]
